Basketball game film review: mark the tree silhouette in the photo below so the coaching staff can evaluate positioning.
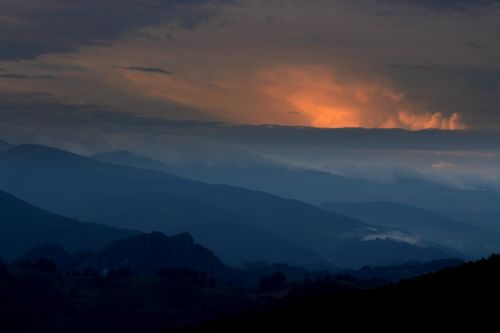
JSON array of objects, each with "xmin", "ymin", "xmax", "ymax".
[
  {"xmin": 0, "ymin": 260, "xmax": 10, "ymax": 278},
  {"xmin": 106, "ymin": 266, "xmax": 132, "ymax": 280},
  {"xmin": 259, "ymin": 272, "xmax": 287, "ymax": 292}
]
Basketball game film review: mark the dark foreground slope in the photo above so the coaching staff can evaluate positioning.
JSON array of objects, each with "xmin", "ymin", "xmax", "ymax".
[
  {"xmin": 0, "ymin": 231, "xmax": 244, "ymax": 332},
  {"xmin": 1, "ymin": 255, "xmax": 493, "ymax": 333},
  {"xmin": 177, "ymin": 255, "xmax": 500, "ymax": 332},
  {"xmin": 0, "ymin": 260, "xmax": 249, "ymax": 333},
  {"xmin": 0, "ymin": 267, "xmax": 87, "ymax": 333},
  {"xmin": 0, "ymin": 191, "xmax": 138, "ymax": 261}
]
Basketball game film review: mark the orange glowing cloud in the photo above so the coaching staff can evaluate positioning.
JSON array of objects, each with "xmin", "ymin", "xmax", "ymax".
[
  {"xmin": 118, "ymin": 64, "xmax": 466, "ymax": 130},
  {"xmin": 259, "ymin": 66, "xmax": 466, "ymax": 130}
]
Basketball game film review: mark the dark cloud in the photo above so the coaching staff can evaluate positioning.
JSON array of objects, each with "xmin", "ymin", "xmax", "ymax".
[
  {"xmin": 467, "ymin": 41, "xmax": 489, "ymax": 50},
  {"xmin": 0, "ymin": 0, "xmax": 220, "ymax": 60},
  {"xmin": 1, "ymin": 92, "xmax": 499, "ymax": 152},
  {"xmin": 403, "ymin": 0, "xmax": 500, "ymax": 10},
  {"xmin": 0, "ymin": 92, "xmax": 215, "ymax": 132},
  {"xmin": 201, "ymin": 126, "xmax": 500, "ymax": 151},
  {"xmin": 386, "ymin": 64, "xmax": 432, "ymax": 71},
  {"xmin": 376, "ymin": 10, "xmax": 396, "ymax": 17},
  {"xmin": 0, "ymin": 73, "xmax": 58, "ymax": 80},
  {"xmin": 0, "ymin": 73, "xmax": 28, "ymax": 79},
  {"xmin": 112, "ymin": 66, "xmax": 172, "ymax": 75},
  {"xmin": 26, "ymin": 62, "xmax": 89, "ymax": 73},
  {"xmin": 175, "ymin": 6, "xmax": 218, "ymax": 30},
  {"xmin": 1, "ymin": 0, "xmax": 499, "ymax": 132}
]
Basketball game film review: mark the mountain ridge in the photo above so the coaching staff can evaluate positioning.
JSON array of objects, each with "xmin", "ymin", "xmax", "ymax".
[
  {"xmin": 0, "ymin": 140, "xmax": 12, "ymax": 151},
  {"xmin": 320, "ymin": 201, "xmax": 500, "ymax": 257},
  {"xmin": 20, "ymin": 231, "xmax": 229, "ymax": 277},
  {"xmin": 0, "ymin": 144, "xmax": 458, "ymax": 268},
  {"xmin": 0, "ymin": 190, "xmax": 139, "ymax": 261}
]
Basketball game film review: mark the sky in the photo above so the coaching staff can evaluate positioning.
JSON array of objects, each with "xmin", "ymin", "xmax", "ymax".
[
  {"xmin": 1, "ymin": 0, "xmax": 500, "ymax": 187},
  {"xmin": 1, "ymin": 0, "xmax": 500, "ymax": 130}
]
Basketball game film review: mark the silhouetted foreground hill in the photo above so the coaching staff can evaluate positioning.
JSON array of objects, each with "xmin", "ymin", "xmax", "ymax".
[
  {"xmin": 1, "ymin": 230, "xmax": 244, "ymax": 332},
  {"xmin": 176, "ymin": 255, "xmax": 500, "ymax": 332},
  {"xmin": 0, "ymin": 144, "xmax": 456, "ymax": 268},
  {"xmin": 337, "ymin": 258, "xmax": 464, "ymax": 282},
  {"xmin": 19, "ymin": 232, "xmax": 230, "ymax": 277},
  {"xmin": 0, "ymin": 260, "xmax": 248, "ymax": 333},
  {"xmin": 0, "ymin": 190, "xmax": 138, "ymax": 261},
  {"xmin": 0, "ymin": 255, "xmax": 492, "ymax": 332},
  {"xmin": 0, "ymin": 259, "xmax": 96, "ymax": 333},
  {"xmin": 88, "ymin": 232, "xmax": 224, "ymax": 275}
]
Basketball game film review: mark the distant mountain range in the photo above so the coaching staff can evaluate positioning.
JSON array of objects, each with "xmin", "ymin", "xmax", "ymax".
[
  {"xmin": 92, "ymin": 150, "xmax": 500, "ymax": 259},
  {"xmin": 320, "ymin": 201, "xmax": 500, "ymax": 257},
  {"xmin": 93, "ymin": 151, "xmax": 170, "ymax": 171},
  {"xmin": 0, "ymin": 140, "xmax": 12, "ymax": 151},
  {"xmin": 92, "ymin": 150, "xmax": 500, "ymax": 232},
  {"xmin": 0, "ymin": 190, "xmax": 137, "ymax": 261},
  {"xmin": 0, "ymin": 144, "xmax": 457, "ymax": 268}
]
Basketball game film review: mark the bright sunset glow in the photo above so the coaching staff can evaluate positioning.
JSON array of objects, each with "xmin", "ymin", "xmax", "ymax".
[
  {"xmin": 259, "ymin": 67, "xmax": 467, "ymax": 130},
  {"xmin": 118, "ymin": 65, "xmax": 466, "ymax": 130}
]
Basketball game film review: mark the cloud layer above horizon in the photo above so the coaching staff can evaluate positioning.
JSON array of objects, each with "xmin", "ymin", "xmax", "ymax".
[{"xmin": 0, "ymin": 0, "xmax": 499, "ymax": 131}]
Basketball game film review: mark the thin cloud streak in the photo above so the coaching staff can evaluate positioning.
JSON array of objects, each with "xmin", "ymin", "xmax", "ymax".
[{"xmin": 112, "ymin": 65, "xmax": 172, "ymax": 75}]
